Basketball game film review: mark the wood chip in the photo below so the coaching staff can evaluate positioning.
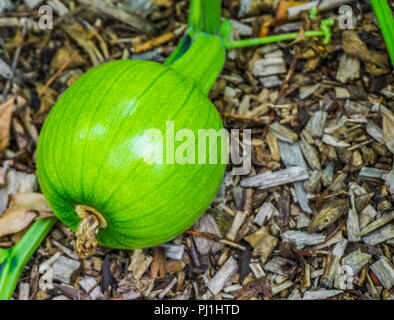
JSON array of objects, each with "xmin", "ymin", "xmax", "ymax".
[
  {"xmin": 308, "ymin": 199, "xmax": 349, "ymax": 232},
  {"xmin": 76, "ymin": 0, "xmax": 154, "ymax": 33},
  {"xmin": 272, "ymin": 280, "xmax": 293, "ymax": 296},
  {"xmin": 160, "ymin": 243, "xmax": 184, "ymax": 260},
  {"xmin": 366, "ymin": 121, "xmax": 383, "ymax": 143},
  {"xmin": 322, "ymin": 135, "xmax": 351, "ymax": 148},
  {"xmin": 240, "ymin": 167, "xmax": 308, "ymax": 190},
  {"xmin": 264, "ymin": 256, "xmax": 296, "ymax": 275},
  {"xmin": 254, "ymin": 202, "xmax": 279, "ymax": 226},
  {"xmin": 158, "ymin": 277, "xmax": 177, "ymax": 299},
  {"xmin": 18, "ymin": 282, "xmax": 30, "ymax": 300},
  {"xmin": 252, "ymin": 58, "xmax": 287, "ymax": 77},
  {"xmin": 52, "ymin": 256, "xmax": 81, "ymax": 285},
  {"xmin": 128, "ymin": 249, "xmax": 153, "ymax": 280},
  {"xmin": 342, "ymin": 249, "xmax": 371, "ymax": 276},
  {"xmin": 287, "ymin": 0, "xmax": 355, "ymax": 20},
  {"xmin": 207, "ymin": 257, "xmax": 238, "ymax": 296},
  {"xmin": 336, "ymin": 54, "xmax": 360, "ymax": 84},
  {"xmin": 281, "ymin": 230, "xmax": 326, "ymax": 249},
  {"xmin": 269, "ymin": 122, "xmax": 298, "ymax": 143},
  {"xmin": 0, "ymin": 58, "xmax": 12, "ymax": 79},
  {"xmin": 305, "ymin": 111, "xmax": 327, "ymax": 138},
  {"xmin": 359, "ymin": 204, "xmax": 378, "ymax": 229},
  {"xmin": 0, "ymin": 167, "xmax": 6, "ymax": 187},
  {"xmin": 362, "ymin": 224, "xmax": 394, "ymax": 246},
  {"xmin": 266, "ymin": 131, "xmax": 280, "ymax": 161},
  {"xmin": 226, "ymin": 210, "xmax": 246, "ymax": 241},
  {"xmin": 370, "ymin": 257, "xmax": 394, "ymax": 290},
  {"xmin": 249, "ymin": 263, "xmax": 265, "ymax": 279},
  {"xmin": 0, "ymin": 97, "xmax": 16, "ymax": 152},
  {"xmin": 358, "ymin": 211, "xmax": 394, "ymax": 237},
  {"xmin": 299, "ymin": 136, "xmax": 321, "ymax": 171},
  {"xmin": 9, "ymin": 192, "xmax": 51, "ymax": 212},
  {"xmin": 245, "ymin": 226, "xmax": 278, "ymax": 263},
  {"xmin": 303, "ymin": 289, "xmax": 342, "ymax": 300},
  {"xmin": 322, "ymin": 239, "xmax": 348, "ymax": 288},
  {"xmin": 347, "ymin": 192, "xmax": 360, "ymax": 242},
  {"xmin": 6, "ymin": 169, "xmax": 38, "ymax": 195},
  {"xmin": 278, "ymin": 141, "xmax": 312, "ymax": 213},
  {"xmin": 193, "ymin": 214, "xmax": 224, "ymax": 255}
]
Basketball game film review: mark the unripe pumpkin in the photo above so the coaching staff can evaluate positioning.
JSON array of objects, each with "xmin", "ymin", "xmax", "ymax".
[{"xmin": 36, "ymin": 58, "xmax": 226, "ymax": 256}]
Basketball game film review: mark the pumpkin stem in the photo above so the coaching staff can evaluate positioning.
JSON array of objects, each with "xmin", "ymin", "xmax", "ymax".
[
  {"xmin": 75, "ymin": 205, "xmax": 107, "ymax": 259},
  {"xmin": 169, "ymin": 33, "xmax": 226, "ymax": 95}
]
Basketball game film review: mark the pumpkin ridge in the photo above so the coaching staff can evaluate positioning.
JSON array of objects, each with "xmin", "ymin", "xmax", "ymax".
[
  {"xmin": 102, "ymin": 93, "xmax": 215, "ymax": 214},
  {"xmin": 98, "ymin": 85, "xmax": 197, "ymax": 209},
  {"xmin": 37, "ymin": 74, "xmax": 94, "ymax": 203},
  {"xmin": 107, "ymin": 166, "xmax": 224, "ymax": 249},
  {"xmin": 112, "ymin": 153, "xmax": 223, "ymax": 229},
  {"xmin": 78, "ymin": 62, "xmax": 146, "ymax": 201},
  {"xmin": 37, "ymin": 115, "xmax": 71, "ymax": 205},
  {"xmin": 116, "ymin": 157, "xmax": 224, "ymax": 228},
  {"xmin": 37, "ymin": 161, "xmax": 70, "ymax": 204},
  {"xmin": 45, "ymin": 62, "xmax": 129, "ymax": 203},
  {"xmin": 68, "ymin": 61, "xmax": 144, "ymax": 200},
  {"xmin": 86, "ymin": 66, "xmax": 170, "ymax": 201}
]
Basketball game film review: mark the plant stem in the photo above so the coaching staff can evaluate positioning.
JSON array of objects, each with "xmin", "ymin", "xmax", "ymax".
[
  {"xmin": 226, "ymin": 30, "xmax": 324, "ymax": 48},
  {"xmin": 168, "ymin": 2, "xmax": 333, "ymax": 94},
  {"xmin": 170, "ymin": 32, "xmax": 226, "ymax": 95},
  {"xmin": 188, "ymin": 0, "xmax": 202, "ymax": 31},
  {"xmin": 0, "ymin": 217, "xmax": 57, "ymax": 300},
  {"xmin": 226, "ymin": 18, "xmax": 335, "ymax": 48},
  {"xmin": 200, "ymin": 0, "xmax": 222, "ymax": 34},
  {"xmin": 166, "ymin": 0, "xmax": 225, "ymax": 94},
  {"xmin": 164, "ymin": 0, "xmax": 222, "ymax": 67},
  {"xmin": 188, "ymin": 0, "xmax": 222, "ymax": 34},
  {"xmin": 370, "ymin": 0, "xmax": 394, "ymax": 66}
]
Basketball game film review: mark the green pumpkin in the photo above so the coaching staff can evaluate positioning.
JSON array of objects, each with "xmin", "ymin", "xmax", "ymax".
[{"xmin": 36, "ymin": 59, "xmax": 226, "ymax": 251}]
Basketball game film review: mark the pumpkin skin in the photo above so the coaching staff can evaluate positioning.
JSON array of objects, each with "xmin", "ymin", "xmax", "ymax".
[{"xmin": 36, "ymin": 59, "xmax": 226, "ymax": 249}]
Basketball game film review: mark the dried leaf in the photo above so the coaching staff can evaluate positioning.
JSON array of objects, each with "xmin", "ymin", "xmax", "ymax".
[
  {"xmin": 9, "ymin": 192, "xmax": 51, "ymax": 212},
  {"xmin": 0, "ymin": 209, "xmax": 37, "ymax": 237},
  {"xmin": 0, "ymin": 97, "xmax": 15, "ymax": 152},
  {"xmin": 342, "ymin": 30, "xmax": 385, "ymax": 67}
]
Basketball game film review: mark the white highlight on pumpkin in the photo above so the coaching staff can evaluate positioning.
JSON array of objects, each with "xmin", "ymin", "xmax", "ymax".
[
  {"xmin": 131, "ymin": 130, "xmax": 164, "ymax": 165},
  {"xmin": 130, "ymin": 121, "xmax": 251, "ymax": 175}
]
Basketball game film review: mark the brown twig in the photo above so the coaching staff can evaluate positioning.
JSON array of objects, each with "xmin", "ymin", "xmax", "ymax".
[
  {"xmin": 38, "ymin": 52, "xmax": 79, "ymax": 98},
  {"xmin": 280, "ymin": 49, "xmax": 299, "ymax": 95}
]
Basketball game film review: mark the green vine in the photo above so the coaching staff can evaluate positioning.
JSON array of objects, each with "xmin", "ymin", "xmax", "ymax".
[
  {"xmin": 0, "ymin": 217, "xmax": 56, "ymax": 300},
  {"xmin": 370, "ymin": 0, "xmax": 394, "ymax": 66},
  {"xmin": 224, "ymin": 18, "xmax": 335, "ymax": 49}
]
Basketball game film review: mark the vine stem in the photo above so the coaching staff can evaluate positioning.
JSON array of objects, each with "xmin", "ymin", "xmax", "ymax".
[
  {"xmin": 226, "ymin": 30, "xmax": 325, "ymax": 49},
  {"xmin": 0, "ymin": 217, "xmax": 57, "ymax": 300},
  {"xmin": 170, "ymin": 33, "xmax": 226, "ymax": 95},
  {"xmin": 165, "ymin": 0, "xmax": 222, "ymax": 66},
  {"xmin": 188, "ymin": 0, "xmax": 221, "ymax": 34},
  {"xmin": 166, "ymin": 0, "xmax": 225, "ymax": 94},
  {"xmin": 225, "ymin": 18, "xmax": 335, "ymax": 48}
]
